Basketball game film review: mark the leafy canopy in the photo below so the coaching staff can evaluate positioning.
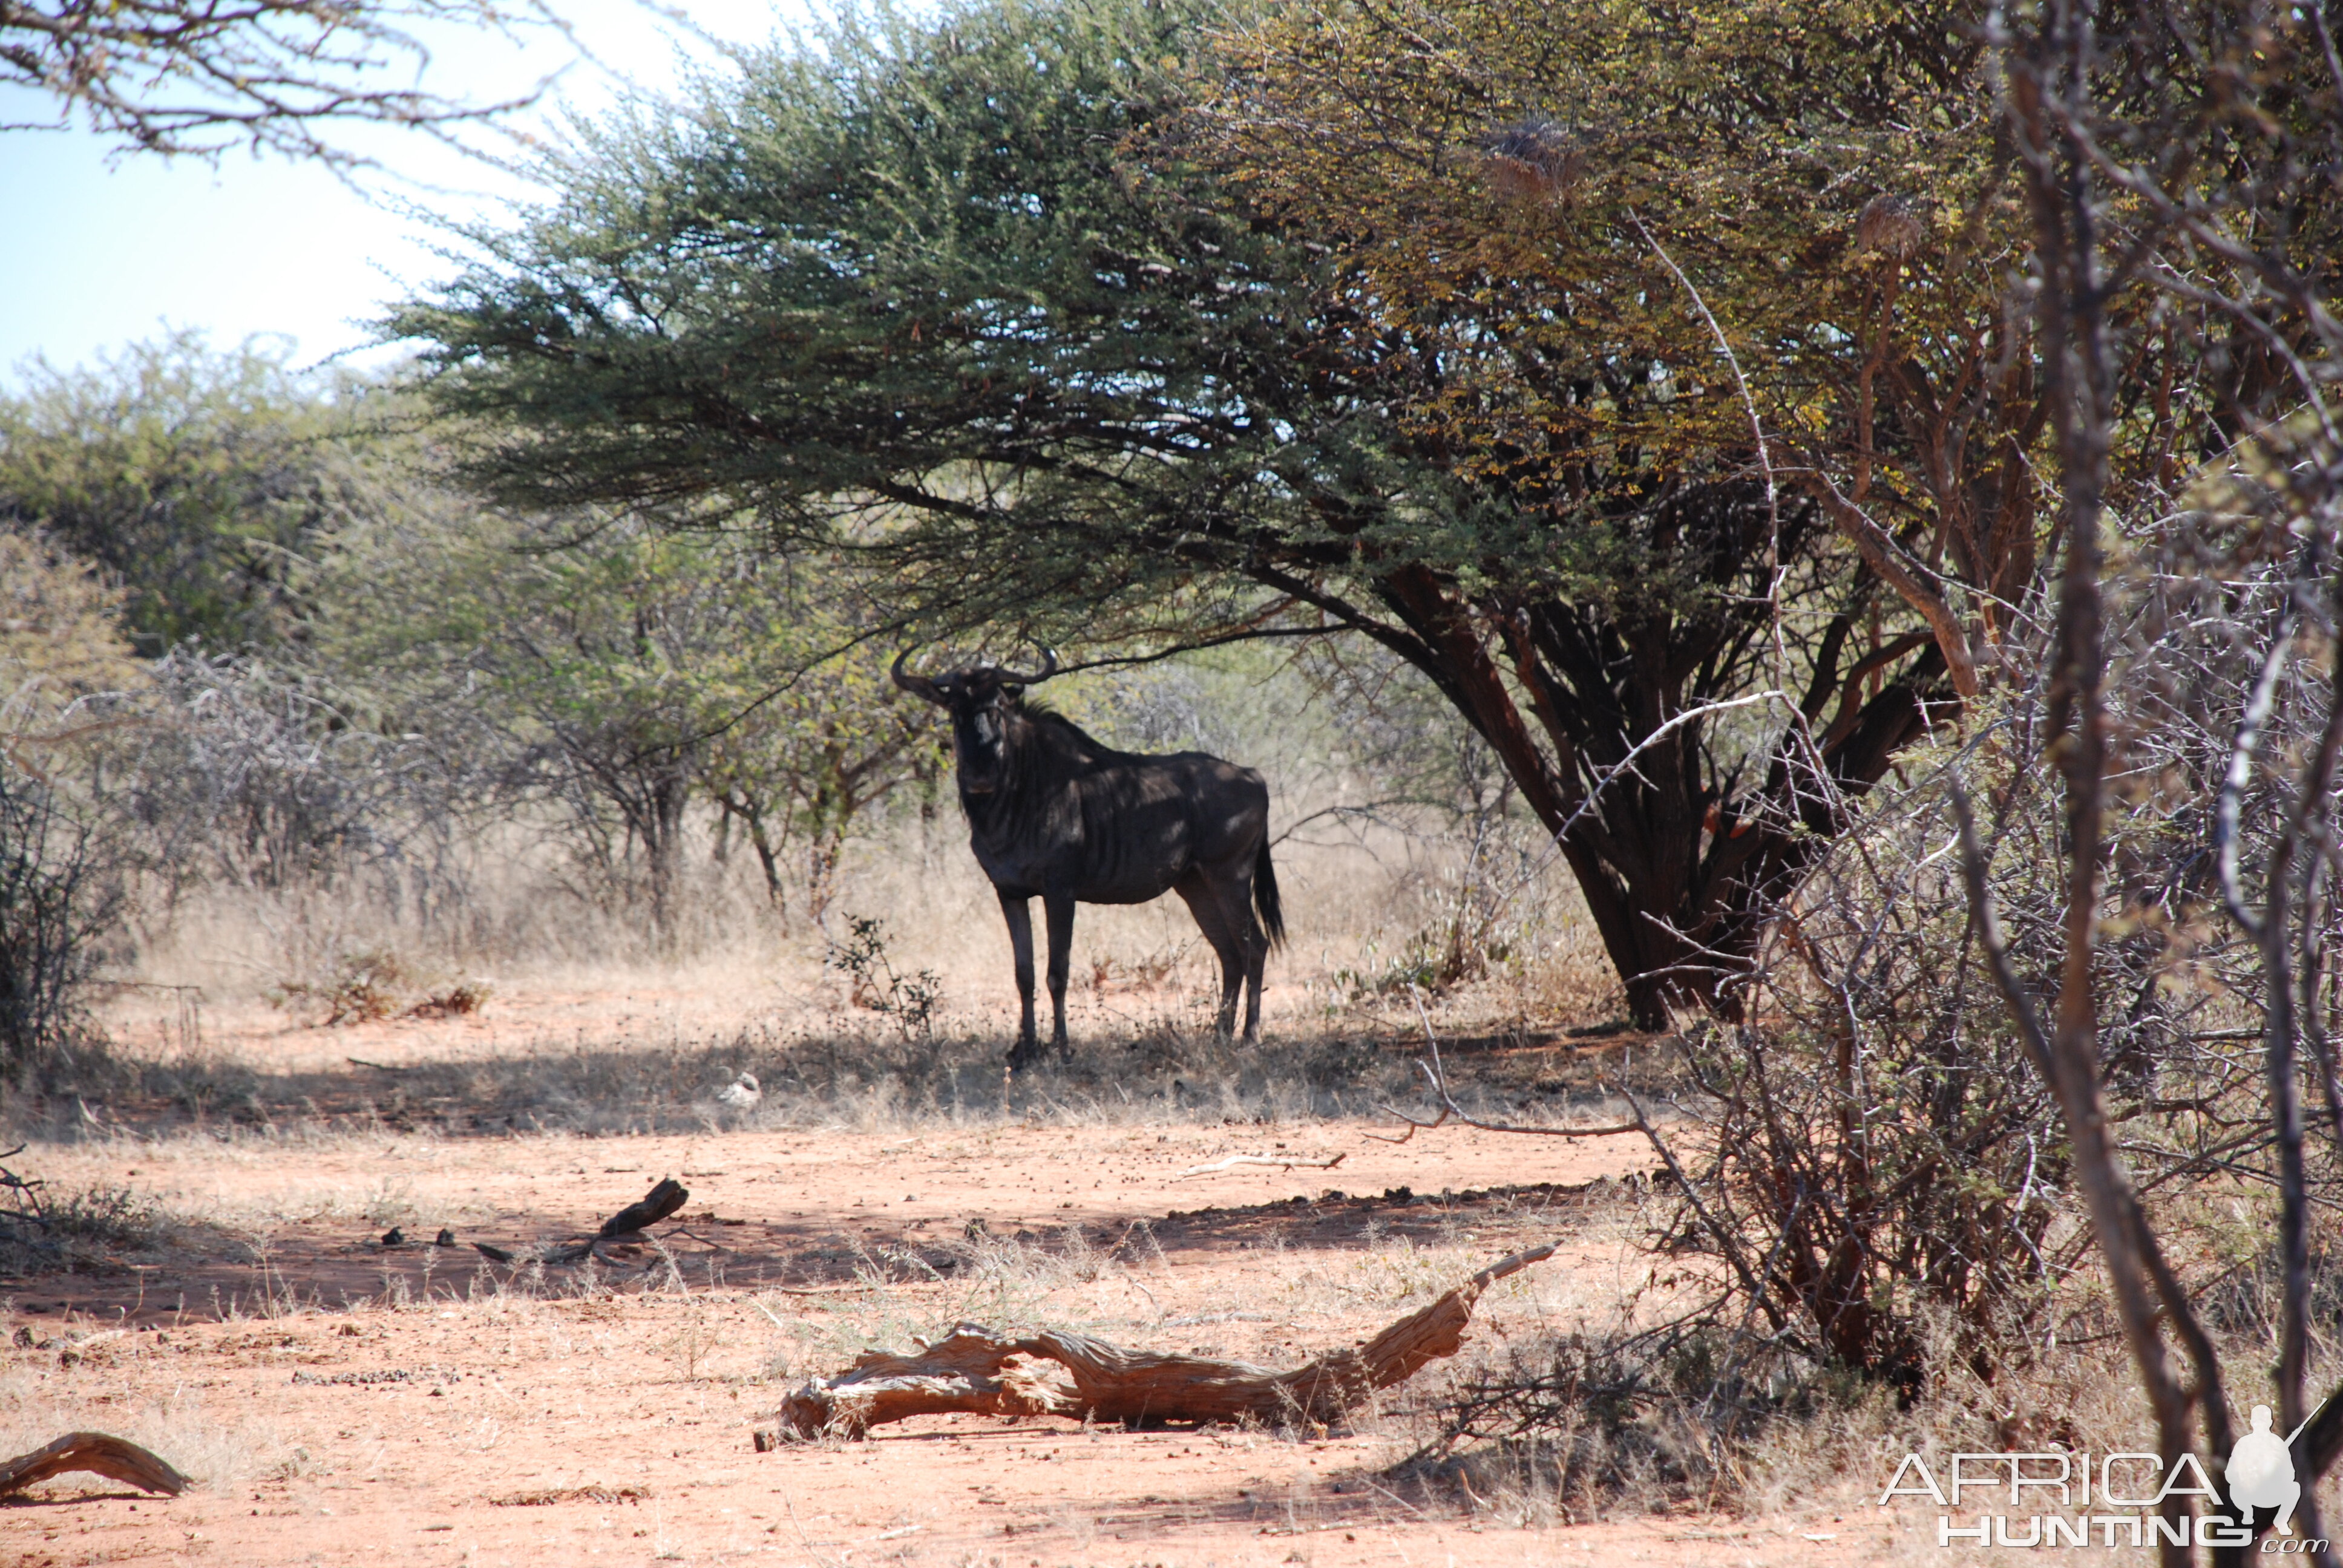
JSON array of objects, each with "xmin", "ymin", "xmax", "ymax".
[
  {"xmin": 392, "ymin": 0, "xmax": 1408, "ymax": 645},
  {"xmin": 387, "ymin": 0, "xmax": 2039, "ymax": 1016}
]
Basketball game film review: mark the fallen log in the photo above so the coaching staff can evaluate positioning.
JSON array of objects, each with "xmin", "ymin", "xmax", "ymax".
[
  {"xmin": 540, "ymin": 1177, "xmax": 692, "ymax": 1264},
  {"xmin": 761, "ymin": 1242, "xmax": 1556, "ymax": 1442},
  {"xmin": 0, "ymin": 1432, "xmax": 189, "ymax": 1497},
  {"xmin": 1176, "ymin": 1152, "xmax": 1346, "ymax": 1177},
  {"xmin": 598, "ymin": 1178, "xmax": 690, "ymax": 1238}
]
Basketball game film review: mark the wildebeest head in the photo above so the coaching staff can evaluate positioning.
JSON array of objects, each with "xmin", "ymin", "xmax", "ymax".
[{"xmin": 891, "ymin": 648, "xmax": 1058, "ymax": 795}]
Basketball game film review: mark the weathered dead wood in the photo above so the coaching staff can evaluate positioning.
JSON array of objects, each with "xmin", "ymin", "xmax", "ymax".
[
  {"xmin": 598, "ymin": 1178, "xmax": 689, "ymax": 1238},
  {"xmin": 762, "ymin": 1243, "xmax": 1557, "ymax": 1441},
  {"xmin": 1176, "ymin": 1152, "xmax": 1346, "ymax": 1177},
  {"xmin": 539, "ymin": 1177, "xmax": 692, "ymax": 1265},
  {"xmin": 0, "ymin": 1432, "xmax": 189, "ymax": 1497}
]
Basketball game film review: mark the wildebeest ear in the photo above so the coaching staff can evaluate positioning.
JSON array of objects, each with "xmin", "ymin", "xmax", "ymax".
[{"xmin": 1001, "ymin": 684, "xmax": 1025, "ymax": 699}]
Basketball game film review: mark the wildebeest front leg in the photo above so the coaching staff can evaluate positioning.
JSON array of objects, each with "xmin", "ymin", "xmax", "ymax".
[
  {"xmin": 1043, "ymin": 892, "xmax": 1076, "ymax": 1054},
  {"xmin": 999, "ymin": 891, "xmax": 1040, "ymax": 1069}
]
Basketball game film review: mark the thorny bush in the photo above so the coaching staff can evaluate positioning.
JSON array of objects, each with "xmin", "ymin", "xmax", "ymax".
[
  {"xmin": 0, "ymin": 763, "xmax": 122, "ymax": 1077},
  {"xmin": 1401, "ymin": 505, "xmax": 2343, "ymax": 1514},
  {"xmin": 1630, "ymin": 503, "xmax": 2339, "ymax": 1393},
  {"xmin": 825, "ymin": 915, "xmax": 943, "ymax": 1042}
]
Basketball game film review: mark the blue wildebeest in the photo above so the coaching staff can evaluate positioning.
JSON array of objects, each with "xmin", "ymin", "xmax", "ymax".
[{"xmin": 892, "ymin": 648, "xmax": 1283, "ymax": 1069}]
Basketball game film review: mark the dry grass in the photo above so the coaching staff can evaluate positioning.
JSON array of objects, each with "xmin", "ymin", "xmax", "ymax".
[
  {"xmin": 0, "ymin": 1177, "xmax": 189, "ymax": 1282},
  {"xmin": 15, "ymin": 761, "xmax": 2281, "ymax": 1540},
  {"xmin": 108, "ymin": 716, "xmax": 1624, "ymax": 1044},
  {"xmin": 11, "ymin": 1003, "xmax": 1662, "ymax": 1154},
  {"xmin": 24, "ymin": 814, "xmax": 1640, "ymax": 1149},
  {"xmin": 1366, "ymin": 1196, "xmax": 2343, "ymax": 1532},
  {"xmin": 0, "ymin": 1367, "xmax": 320, "ymax": 1491},
  {"xmin": 5, "ymin": 1096, "xmax": 2298, "ymax": 1540}
]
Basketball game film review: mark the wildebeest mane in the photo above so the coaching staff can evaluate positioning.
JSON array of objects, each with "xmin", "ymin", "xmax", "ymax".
[{"xmin": 1009, "ymin": 699, "xmax": 1145, "ymax": 765}]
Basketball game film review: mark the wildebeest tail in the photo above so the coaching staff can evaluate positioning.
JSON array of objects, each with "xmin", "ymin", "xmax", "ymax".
[{"xmin": 1254, "ymin": 838, "xmax": 1286, "ymax": 950}]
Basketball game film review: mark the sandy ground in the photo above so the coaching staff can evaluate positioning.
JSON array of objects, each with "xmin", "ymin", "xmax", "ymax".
[{"xmin": 3, "ymin": 1000, "xmax": 1922, "ymax": 1566}]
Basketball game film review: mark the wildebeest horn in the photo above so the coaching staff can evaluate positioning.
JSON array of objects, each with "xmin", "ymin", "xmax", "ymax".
[
  {"xmin": 891, "ymin": 650, "xmax": 946, "ymax": 705},
  {"xmin": 994, "ymin": 647, "xmax": 1058, "ymax": 686}
]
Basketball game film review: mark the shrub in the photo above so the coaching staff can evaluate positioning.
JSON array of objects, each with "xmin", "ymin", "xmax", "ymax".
[
  {"xmin": 1654, "ymin": 754, "xmax": 2073, "ymax": 1391},
  {"xmin": 269, "ymin": 946, "xmax": 410, "ymax": 1025},
  {"xmin": 825, "ymin": 916, "xmax": 943, "ymax": 1041},
  {"xmin": 1645, "ymin": 502, "xmax": 2325, "ymax": 1394},
  {"xmin": 0, "ymin": 765, "xmax": 122, "ymax": 1076}
]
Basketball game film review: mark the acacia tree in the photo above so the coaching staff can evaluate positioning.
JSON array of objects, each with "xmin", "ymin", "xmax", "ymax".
[
  {"xmin": 313, "ymin": 502, "xmax": 926, "ymax": 936},
  {"xmin": 393, "ymin": 0, "xmax": 1996, "ymax": 1022},
  {"xmin": 1188, "ymin": 0, "xmax": 2245, "ymax": 1017}
]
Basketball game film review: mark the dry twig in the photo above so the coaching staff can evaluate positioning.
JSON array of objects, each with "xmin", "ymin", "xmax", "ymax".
[
  {"xmin": 1371, "ymin": 990, "xmax": 1639, "ymax": 1144},
  {"xmin": 1176, "ymin": 1152, "xmax": 1346, "ymax": 1177}
]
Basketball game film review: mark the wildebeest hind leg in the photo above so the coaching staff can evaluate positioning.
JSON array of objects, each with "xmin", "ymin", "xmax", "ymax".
[
  {"xmin": 1218, "ymin": 871, "xmax": 1270, "ymax": 1044},
  {"xmin": 1174, "ymin": 874, "xmax": 1244, "ymax": 1039},
  {"xmin": 1241, "ymin": 917, "xmax": 1267, "ymax": 1044},
  {"xmin": 999, "ymin": 891, "xmax": 1041, "ymax": 1070},
  {"xmin": 1044, "ymin": 893, "xmax": 1076, "ymax": 1055}
]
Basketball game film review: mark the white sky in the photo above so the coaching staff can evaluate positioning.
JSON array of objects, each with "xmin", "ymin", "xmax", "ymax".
[{"xmin": 0, "ymin": 0, "xmax": 805, "ymax": 385}]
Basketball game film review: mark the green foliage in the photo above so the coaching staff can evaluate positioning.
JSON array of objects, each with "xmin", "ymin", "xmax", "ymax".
[
  {"xmin": 0, "ymin": 531, "xmax": 146, "ymax": 739},
  {"xmin": 311, "ymin": 503, "xmax": 929, "ymax": 930},
  {"xmin": 0, "ymin": 332, "xmax": 375, "ymax": 654},
  {"xmin": 0, "ymin": 331, "xmax": 934, "ymax": 947},
  {"xmin": 1207, "ymin": 0, "xmax": 2028, "ymax": 504},
  {"xmin": 825, "ymin": 915, "xmax": 943, "ymax": 1040},
  {"xmin": 391, "ymin": 0, "xmax": 1334, "ymax": 642}
]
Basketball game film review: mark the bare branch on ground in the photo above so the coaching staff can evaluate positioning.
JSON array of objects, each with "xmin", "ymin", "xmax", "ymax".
[
  {"xmin": 1369, "ymin": 989, "xmax": 1640, "ymax": 1144},
  {"xmin": 758, "ymin": 1243, "xmax": 1558, "ymax": 1442}
]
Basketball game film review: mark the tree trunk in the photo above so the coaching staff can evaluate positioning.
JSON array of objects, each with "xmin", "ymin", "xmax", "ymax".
[
  {"xmin": 644, "ymin": 771, "xmax": 689, "ymax": 941},
  {"xmin": 717, "ymin": 793, "xmax": 790, "ymax": 927},
  {"xmin": 1360, "ymin": 547, "xmax": 1949, "ymax": 1027}
]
